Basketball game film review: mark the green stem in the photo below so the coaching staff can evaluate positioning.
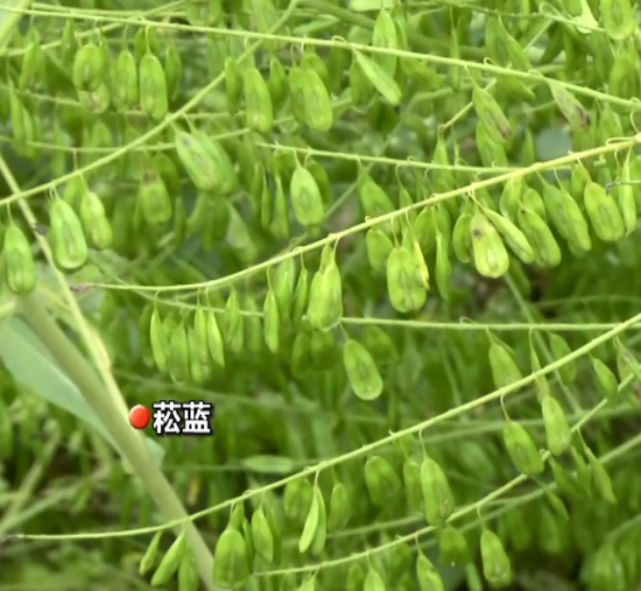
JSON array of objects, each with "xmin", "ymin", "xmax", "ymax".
[
  {"xmin": 18, "ymin": 294, "xmax": 218, "ymax": 589},
  {"xmin": 299, "ymin": 0, "xmax": 486, "ymax": 59}
]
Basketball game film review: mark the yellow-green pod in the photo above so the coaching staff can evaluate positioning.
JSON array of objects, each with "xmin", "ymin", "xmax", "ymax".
[
  {"xmin": 301, "ymin": 65, "xmax": 333, "ymax": 131},
  {"xmin": 502, "ymin": 420, "xmax": 544, "ymax": 475},
  {"xmin": 138, "ymin": 168, "xmax": 173, "ymax": 225},
  {"xmin": 480, "ymin": 528, "xmax": 512, "ymax": 586},
  {"xmin": 364, "ymin": 455, "xmax": 401, "ymax": 506},
  {"xmin": 420, "ymin": 456, "xmax": 455, "ymax": 526},
  {"xmin": 80, "ymin": 190, "xmax": 113, "ymax": 250},
  {"xmin": 72, "ymin": 42, "xmax": 104, "ymax": 92},
  {"xmin": 244, "ymin": 66, "xmax": 273, "ymax": 133},
  {"xmin": 584, "ymin": 181, "xmax": 625, "ymax": 242},
  {"xmin": 113, "ymin": 48, "xmax": 138, "ymax": 109},
  {"xmin": 471, "ymin": 209, "xmax": 510, "ymax": 278},
  {"xmin": 4, "ymin": 224, "xmax": 36, "ymax": 294},
  {"xmin": 541, "ymin": 396, "xmax": 571, "ymax": 455},
  {"xmin": 49, "ymin": 199, "xmax": 88, "ymax": 271},
  {"xmin": 213, "ymin": 527, "xmax": 250, "ymax": 589},
  {"xmin": 290, "ymin": 163, "xmax": 325, "ymax": 226},
  {"xmin": 139, "ymin": 51, "xmax": 168, "ymax": 120},
  {"xmin": 342, "ymin": 338, "xmax": 383, "ymax": 401}
]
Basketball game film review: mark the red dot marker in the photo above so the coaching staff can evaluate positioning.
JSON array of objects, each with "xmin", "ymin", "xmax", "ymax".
[{"xmin": 129, "ymin": 404, "xmax": 150, "ymax": 429}]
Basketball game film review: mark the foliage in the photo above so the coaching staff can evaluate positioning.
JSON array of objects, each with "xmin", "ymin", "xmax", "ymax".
[{"xmin": 1, "ymin": 0, "xmax": 641, "ymax": 590}]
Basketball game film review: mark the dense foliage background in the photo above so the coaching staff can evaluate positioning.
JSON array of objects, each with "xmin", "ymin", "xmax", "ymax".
[{"xmin": 1, "ymin": 0, "xmax": 641, "ymax": 590}]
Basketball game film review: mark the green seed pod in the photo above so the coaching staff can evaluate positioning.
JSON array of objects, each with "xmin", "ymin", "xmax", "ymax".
[
  {"xmin": 420, "ymin": 455, "xmax": 455, "ymax": 526},
  {"xmin": 549, "ymin": 82, "xmax": 591, "ymax": 131},
  {"xmin": 476, "ymin": 121, "xmax": 509, "ymax": 167},
  {"xmin": 416, "ymin": 552, "xmax": 446, "ymax": 591},
  {"xmin": 343, "ymin": 338, "xmax": 383, "ymax": 401},
  {"xmin": 49, "ymin": 198, "xmax": 88, "ymax": 271},
  {"xmin": 193, "ymin": 131, "xmax": 237, "ymax": 195},
  {"xmin": 549, "ymin": 457, "xmax": 584, "ymax": 499},
  {"xmin": 327, "ymin": 481, "xmax": 351, "ymax": 531},
  {"xmin": 484, "ymin": 208, "xmax": 535, "ymax": 264},
  {"xmin": 358, "ymin": 178, "xmax": 395, "ymax": 218},
  {"xmin": 224, "ymin": 58, "xmax": 241, "ymax": 115},
  {"xmin": 584, "ymin": 182, "xmax": 625, "ymax": 242},
  {"xmin": 434, "ymin": 230, "xmax": 452, "ymax": 301},
  {"xmin": 251, "ymin": 506, "xmax": 275, "ymax": 563},
  {"xmin": 402, "ymin": 459, "xmax": 423, "ymax": 514},
  {"xmin": 499, "ymin": 177, "xmax": 523, "ymax": 222},
  {"xmin": 263, "ymin": 287, "xmax": 280, "ymax": 354},
  {"xmin": 72, "ymin": 42, "xmax": 104, "ymax": 92},
  {"xmin": 138, "ymin": 168, "xmax": 172, "ymax": 225},
  {"xmin": 502, "ymin": 420, "xmax": 544, "ymax": 475},
  {"xmin": 364, "ymin": 455, "xmax": 401, "ymax": 506},
  {"xmin": 168, "ymin": 322, "xmax": 190, "ymax": 384},
  {"xmin": 139, "ymin": 531, "xmax": 162, "ymax": 575},
  {"xmin": 267, "ymin": 55, "xmax": 288, "ymax": 110},
  {"xmin": 288, "ymin": 65, "xmax": 307, "ymax": 123},
  {"xmin": 601, "ymin": 0, "xmax": 634, "ymax": 41},
  {"xmin": 480, "ymin": 528, "xmax": 512, "ymax": 586},
  {"xmin": 139, "ymin": 51, "xmax": 168, "ymax": 120},
  {"xmin": 177, "ymin": 551, "xmax": 198, "ymax": 591},
  {"xmin": 244, "ymin": 66, "xmax": 273, "ymax": 133},
  {"xmin": 585, "ymin": 446, "xmax": 617, "ymax": 504},
  {"xmin": 112, "ymin": 48, "xmax": 138, "ymax": 109},
  {"xmin": 353, "ymin": 49, "xmax": 402, "ymax": 106},
  {"xmin": 366, "ymin": 227, "xmax": 394, "ymax": 272},
  {"xmin": 471, "ymin": 209, "xmax": 510, "ymax": 278},
  {"xmin": 452, "ymin": 212, "xmax": 473, "ymax": 263},
  {"xmin": 549, "ymin": 333, "xmax": 576, "ymax": 384},
  {"xmin": 438, "ymin": 525, "xmax": 471, "ymax": 567},
  {"xmin": 150, "ymin": 528, "xmax": 187, "ymax": 586},
  {"xmin": 541, "ymin": 396, "xmax": 571, "ymax": 456},
  {"xmin": 608, "ymin": 46, "xmax": 639, "ymax": 105},
  {"xmin": 301, "ymin": 64, "xmax": 333, "ymax": 131},
  {"xmin": 192, "ymin": 307, "xmax": 210, "ymax": 368},
  {"xmin": 522, "ymin": 186, "xmax": 547, "ymax": 220},
  {"xmin": 488, "ymin": 333, "xmax": 522, "ymax": 388},
  {"xmin": 164, "ymin": 38, "xmax": 183, "ymax": 100},
  {"xmin": 542, "ymin": 182, "xmax": 592, "ymax": 252},
  {"xmin": 283, "ymin": 479, "xmax": 313, "ymax": 526},
  {"xmin": 516, "ymin": 207, "xmax": 561, "ymax": 267},
  {"xmin": 298, "ymin": 486, "xmax": 320, "ymax": 553},
  {"xmin": 290, "ymin": 164, "xmax": 325, "ymax": 227},
  {"xmin": 386, "ymin": 245, "xmax": 427, "ymax": 312},
  {"xmin": 291, "ymin": 266, "xmax": 309, "ymax": 327},
  {"xmin": 213, "ymin": 527, "xmax": 250, "ymax": 589},
  {"xmin": 18, "ymin": 42, "xmax": 45, "ymax": 91},
  {"xmin": 307, "ymin": 259, "xmax": 343, "ymax": 331},
  {"xmin": 310, "ymin": 486, "xmax": 327, "ymax": 557},
  {"xmin": 4, "ymin": 224, "xmax": 36, "ymax": 294},
  {"xmin": 590, "ymin": 357, "xmax": 619, "ymax": 408},
  {"xmin": 174, "ymin": 131, "xmax": 219, "ymax": 191},
  {"xmin": 372, "ymin": 8, "xmax": 398, "ymax": 76},
  {"xmin": 472, "ymin": 86, "xmax": 512, "ymax": 143}
]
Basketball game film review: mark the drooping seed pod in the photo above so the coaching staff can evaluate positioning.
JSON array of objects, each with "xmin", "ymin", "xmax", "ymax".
[
  {"xmin": 72, "ymin": 41, "xmax": 104, "ymax": 92},
  {"xmin": 139, "ymin": 51, "xmax": 168, "ymax": 120},
  {"xmin": 3, "ymin": 224, "xmax": 36, "ymax": 295},
  {"xmin": 502, "ymin": 420, "xmax": 544, "ymax": 475},
  {"xmin": 420, "ymin": 455, "xmax": 455, "ymax": 525},
  {"xmin": 48, "ymin": 198, "xmax": 88, "ymax": 271},
  {"xmin": 541, "ymin": 396, "xmax": 571, "ymax": 456}
]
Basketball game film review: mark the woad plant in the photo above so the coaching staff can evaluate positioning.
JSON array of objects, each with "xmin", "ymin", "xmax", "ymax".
[{"xmin": 0, "ymin": 0, "xmax": 641, "ymax": 590}]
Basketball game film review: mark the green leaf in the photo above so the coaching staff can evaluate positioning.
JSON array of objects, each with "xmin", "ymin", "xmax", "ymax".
[{"xmin": 0, "ymin": 316, "xmax": 165, "ymax": 467}]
